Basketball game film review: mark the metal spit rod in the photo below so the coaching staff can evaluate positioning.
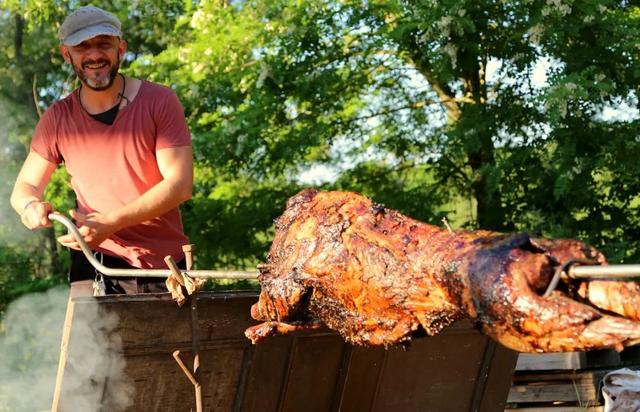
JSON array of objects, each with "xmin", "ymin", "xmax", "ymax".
[
  {"xmin": 48, "ymin": 212, "xmax": 258, "ymax": 280},
  {"xmin": 569, "ymin": 264, "xmax": 640, "ymax": 279}
]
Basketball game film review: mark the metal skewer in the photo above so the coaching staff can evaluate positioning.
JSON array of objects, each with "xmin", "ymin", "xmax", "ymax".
[
  {"xmin": 569, "ymin": 264, "xmax": 640, "ymax": 279},
  {"xmin": 543, "ymin": 258, "xmax": 640, "ymax": 298},
  {"xmin": 48, "ymin": 212, "xmax": 258, "ymax": 280}
]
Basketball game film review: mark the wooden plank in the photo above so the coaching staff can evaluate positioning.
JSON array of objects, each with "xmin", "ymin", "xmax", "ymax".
[
  {"xmin": 121, "ymin": 351, "xmax": 196, "ymax": 411},
  {"xmin": 508, "ymin": 379, "xmax": 599, "ymax": 404},
  {"xmin": 337, "ymin": 346, "xmax": 386, "ymax": 412},
  {"xmin": 478, "ymin": 343, "xmax": 519, "ymax": 412},
  {"xmin": 279, "ymin": 334, "xmax": 345, "ymax": 412},
  {"xmin": 505, "ymin": 407, "xmax": 604, "ymax": 412},
  {"xmin": 512, "ymin": 368, "xmax": 637, "ymax": 385},
  {"xmin": 51, "ymin": 296, "xmax": 75, "ymax": 412},
  {"xmin": 515, "ymin": 353, "xmax": 584, "ymax": 371},
  {"xmin": 198, "ymin": 345, "xmax": 247, "ymax": 410},
  {"xmin": 372, "ymin": 329, "xmax": 494, "ymax": 412},
  {"xmin": 237, "ymin": 335, "xmax": 292, "ymax": 412}
]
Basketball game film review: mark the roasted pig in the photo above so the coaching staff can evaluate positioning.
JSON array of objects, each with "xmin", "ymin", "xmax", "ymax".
[{"xmin": 245, "ymin": 190, "xmax": 640, "ymax": 353}]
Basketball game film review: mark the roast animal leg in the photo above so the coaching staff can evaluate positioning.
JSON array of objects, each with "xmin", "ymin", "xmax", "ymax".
[
  {"xmin": 244, "ymin": 321, "xmax": 322, "ymax": 344},
  {"xmin": 578, "ymin": 280, "xmax": 640, "ymax": 321}
]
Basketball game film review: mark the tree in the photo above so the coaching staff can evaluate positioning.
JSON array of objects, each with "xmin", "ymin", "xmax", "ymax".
[{"xmin": 133, "ymin": 0, "xmax": 639, "ymax": 264}]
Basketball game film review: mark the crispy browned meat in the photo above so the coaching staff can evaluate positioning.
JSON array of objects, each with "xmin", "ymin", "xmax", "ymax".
[{"xmin": 245, "ymin": 189, "xmax": 640, "ymax": 353}]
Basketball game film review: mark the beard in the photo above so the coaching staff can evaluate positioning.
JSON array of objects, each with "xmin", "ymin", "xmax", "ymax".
[{"xmin": 70, "ymin": 54, "xmax": 121, "ymax": 91}]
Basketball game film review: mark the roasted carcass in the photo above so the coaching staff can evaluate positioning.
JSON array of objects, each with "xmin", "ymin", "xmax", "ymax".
[{"xmin": 245, "ymin": 190, "xmax": 640, "ymax": 353}]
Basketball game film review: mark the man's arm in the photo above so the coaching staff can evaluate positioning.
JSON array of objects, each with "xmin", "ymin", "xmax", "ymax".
[
  {"xmin": 57, "ymin": 145, "xmax": 193, "ymax": 250},
  {"xmin": 10, "ymin": 151, "xmax": 57, "ymax": 229}
]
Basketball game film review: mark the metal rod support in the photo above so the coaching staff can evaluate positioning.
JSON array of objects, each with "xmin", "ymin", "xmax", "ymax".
[{"xmin": 48, "ymin": 212, "xmax": 257, "ymax": 279}]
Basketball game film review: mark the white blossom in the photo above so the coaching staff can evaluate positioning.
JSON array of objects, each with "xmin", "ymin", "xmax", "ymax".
[
  {"xmin": 190, "ymin": 10, "xmax": 206, "ymax": 30},
  {"xmin": 527, "ymin": 24, "xmax": 545, "ymax": 44},
  {"xmin": 438, "ymin": 16, "xmax": 453, "ymax": 38},
  {"xmin": 443, "ymin": 43, "xmax": 458, "ymax": 69}
]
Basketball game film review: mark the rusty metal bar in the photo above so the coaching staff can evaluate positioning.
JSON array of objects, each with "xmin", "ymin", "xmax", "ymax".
[
  {"xmin": 183, "ymin": 244, "xmax": 194, "ymax": 272},
  {"xmin": 164, "ymin": 255, "xmax": 186, "ymax": 286},
  {"xmin": 48, "ymin": 212, "xmax": 257, "ymax": 279},
  {"xmin": 172, "ymin": 350, "xmax": 198, "ymax": 387},
  {"xmin": 190, "ymin": 294, "xmax": 203, "ymax": 412},
  {"xmin": 184, "ymin": 245, "xmax": 203, "ymax": 412}
]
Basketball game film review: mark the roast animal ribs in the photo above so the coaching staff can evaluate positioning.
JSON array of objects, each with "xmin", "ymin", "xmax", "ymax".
[{"xmin": 245, "ymin": 189, "xmax": 640, "ymax": 353}]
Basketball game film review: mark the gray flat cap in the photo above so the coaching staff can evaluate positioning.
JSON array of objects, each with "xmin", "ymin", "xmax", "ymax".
[{"xmin": 58, "ymin": 6, "xmax": 122, "ymax": 46}]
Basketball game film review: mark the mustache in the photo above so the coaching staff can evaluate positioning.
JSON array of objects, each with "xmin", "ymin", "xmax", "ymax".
[{"xmin": 81, "ymin": 58, "xmax": 111, "ymax": 68}]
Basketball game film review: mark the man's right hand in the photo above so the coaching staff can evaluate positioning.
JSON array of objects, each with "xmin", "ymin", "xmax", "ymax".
[{"xmin": 21, "ymin": 201, "xmax": 53, "ymax": 229}]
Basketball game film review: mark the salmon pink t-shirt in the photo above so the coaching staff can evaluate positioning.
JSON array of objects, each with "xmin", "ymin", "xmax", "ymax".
[{"xmin": 31, "ymin": 81, "xmax": 191, "ymax": 269}]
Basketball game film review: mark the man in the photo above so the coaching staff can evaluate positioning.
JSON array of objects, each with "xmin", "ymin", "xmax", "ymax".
[{"xmin": 10, "ymin": 6, "xmax": 193, "ymax": 297}]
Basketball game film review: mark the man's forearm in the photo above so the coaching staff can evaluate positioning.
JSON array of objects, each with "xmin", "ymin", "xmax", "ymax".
[
  {"xmin": 11, "ymin": 151, "xmax": 57, "ymax": 222},
  {"xmin": 106, "ymin": 176, "xmax": 192, "ymax": 232},
  {"xmin": 10, "ymin": 182, "xmax": 45, "ymax": 215},
  {"xmin": 106, "ymin": 145, "xmax": 193, "ymax": 231}
]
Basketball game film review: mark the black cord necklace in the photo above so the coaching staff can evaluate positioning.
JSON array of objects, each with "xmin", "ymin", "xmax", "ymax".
[{"xmin": 78, "ymin": 74, "xmax": 127, "ymax": 125}]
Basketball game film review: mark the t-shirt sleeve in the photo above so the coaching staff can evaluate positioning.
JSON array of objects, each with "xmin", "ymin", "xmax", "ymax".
[
  {"xmin": 30, "ymin": 106, "xmax": 63, "ymax": 164},
  {"xmin": 155, "ymin": 89, "xmax": 192, "ymax": 150}
]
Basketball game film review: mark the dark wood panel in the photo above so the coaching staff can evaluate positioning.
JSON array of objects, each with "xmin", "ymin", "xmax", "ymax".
[
  {"xmin": 372, "ymin": 331, "xmax": 490, "ymax": 412},
  {"xmin": 55, "ymin": 292, "xmax": 518, "ymax": 412},
  {"xmin": 121, "ymin": 352, "xmax": 196, "ymax": 411},
  {"xmin": 338, "ymin": 346, "xmax": 386, "ymax": 412},
  {"xmin": 237, "ymin": 337, "xmax": 292, "ymax": 412},
  {"xmin": 279, "ymin": 334, "xmax": 346, "ymax": 412},
  {"xmin": 478, "ymin": 343, "xmax": 518, "ymax": 412},
  {"xmin": 198, "ymin": 346, "xmax": 246, "ymax": 411}
]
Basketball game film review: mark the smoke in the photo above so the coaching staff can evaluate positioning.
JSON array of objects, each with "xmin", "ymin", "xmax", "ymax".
[
  {"xmin": 0, "ymin": 287, "xmax": 133, "ymax": 411},
  {"xmin": 0, "ymin": 98, "xmax": 30, "ymax": 246},
  {"xmin": 0, "ymin": 286, "xmax": 66, "ymax": 411}
]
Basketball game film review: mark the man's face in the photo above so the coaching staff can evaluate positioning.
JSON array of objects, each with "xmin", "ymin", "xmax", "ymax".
[{"xmin": 60, "ymin": 35, "xmax": 126, "ymax": 91}]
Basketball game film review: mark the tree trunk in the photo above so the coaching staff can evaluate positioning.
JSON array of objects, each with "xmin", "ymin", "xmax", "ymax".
[
  {"xmin": 460, "ymin": 52, "xmax": 506, "ymax": 231},
  {"xmin": 13, "ymin": 13, "xmax": 39, "ymax": 118},
  {"xmin": 399, "ymin": 27, "xmax": 506, "ymax": 230}
]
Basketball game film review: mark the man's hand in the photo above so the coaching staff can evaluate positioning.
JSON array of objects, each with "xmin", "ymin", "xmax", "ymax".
[
  {"xmin": 57, "ymin": 210, "xmax": 121, "ymax": 250},
  {"xmin": 21, "ymin": 201, "xmax": 53, "ymax": 229}
]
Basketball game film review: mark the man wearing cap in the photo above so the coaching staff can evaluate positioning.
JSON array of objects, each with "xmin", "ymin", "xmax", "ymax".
[{"xmin": 10, "ymin": 6, "xmax": 193, "ymax": 297}]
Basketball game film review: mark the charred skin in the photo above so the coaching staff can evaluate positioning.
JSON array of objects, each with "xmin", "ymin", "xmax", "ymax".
[{"xmin": 245, "ymin": 189, "xmax": 640, "ymax": 352}]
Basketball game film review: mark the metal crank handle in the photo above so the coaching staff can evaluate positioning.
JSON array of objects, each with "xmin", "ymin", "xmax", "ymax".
[{"xmin": 47, "ymin": 212, "xmax": 257, "ymax": 280}]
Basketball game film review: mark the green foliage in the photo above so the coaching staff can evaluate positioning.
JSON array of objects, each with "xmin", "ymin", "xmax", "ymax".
[
  {"xmin": 0, "ymin": 246, "xmax": 64, "ymax": 314},
  {"xmin": 135, "ymin": 0, "xmax": 639, "ymax": 262}
]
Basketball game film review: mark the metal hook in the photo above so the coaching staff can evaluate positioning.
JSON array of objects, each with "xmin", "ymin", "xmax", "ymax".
[{"xmin": 543, "ymin": 258, "xmax": 599, "ymax": 298}]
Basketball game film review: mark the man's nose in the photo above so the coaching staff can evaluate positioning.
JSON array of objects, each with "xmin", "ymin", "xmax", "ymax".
[{"xmin": 82, "ymin": 47, "xmax": 109, "ymax": 61}]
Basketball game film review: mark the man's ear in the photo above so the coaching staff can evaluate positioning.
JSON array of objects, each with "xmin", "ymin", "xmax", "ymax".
[
  {"xmin": 59, "ymin": 45, "xmax": 70, "ymax": 64},
  {"xmin": 118, "ymin": 39, "xmax": 127, "ymax": 60}
]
